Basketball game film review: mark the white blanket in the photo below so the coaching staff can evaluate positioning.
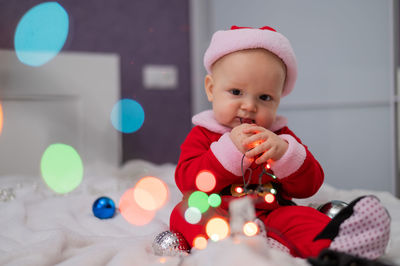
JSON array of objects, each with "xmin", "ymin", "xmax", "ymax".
[{"xmin": 0, "ymin": 160, "xmax": 399, "ymax": 266}]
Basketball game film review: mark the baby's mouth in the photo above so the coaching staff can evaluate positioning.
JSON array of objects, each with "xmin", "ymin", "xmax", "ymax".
[{"xmin": 239, "ymin": 117, "xmax": 256, "ymax": 124}]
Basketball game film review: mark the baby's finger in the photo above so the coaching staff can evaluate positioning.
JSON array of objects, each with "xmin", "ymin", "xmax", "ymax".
[
  {"xmin": 245, "ymin": 142, "xmax": 270, "ymax": 158},
  {"xmin": 255, "ymin": 148, "xmax": 276, "ymax": 164},
  {"xmin": 242, "ymin": 125, "xmax": 264, "ymax": 134},
  {"xmin": 243, "ymin": 135, "xmax": 266, "ymax": 148}
]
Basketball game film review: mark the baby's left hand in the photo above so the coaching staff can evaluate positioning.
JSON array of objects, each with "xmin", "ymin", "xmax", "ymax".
[{"xmin": 242, "ymin": 125, "xmax": 288, "ymax": 165}]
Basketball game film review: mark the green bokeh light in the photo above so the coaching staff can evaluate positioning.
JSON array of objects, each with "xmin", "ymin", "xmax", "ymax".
[
  {"xmin": 208, "ymin": 193, "xmax": 221, "ymax": 208},
  {"xmin": 188, "ymin": 191, "xmax": 209, "ymax": 213},
  {"xmin": 40, "ymin": 143, "xmax": 83, "ymax": 194}
]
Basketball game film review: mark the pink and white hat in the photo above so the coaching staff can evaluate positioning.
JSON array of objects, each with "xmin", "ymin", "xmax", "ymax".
[{"xmin": 203, "ymin": 26, "xmax": 297, "ymax": 97}]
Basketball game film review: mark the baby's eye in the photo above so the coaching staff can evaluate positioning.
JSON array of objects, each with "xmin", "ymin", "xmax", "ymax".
[
  {"xmin": 230, "ymin": 89, "xmax": 241, "ymax": 96},
  {"xmin": 259, "ymin": 94, "xmax": 272, "ymax": 101}
]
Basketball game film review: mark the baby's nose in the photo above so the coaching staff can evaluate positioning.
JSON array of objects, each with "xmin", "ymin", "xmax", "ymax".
[{"xmin": 241, "ymin": 98, "xmax": 257, "ymax": 112}]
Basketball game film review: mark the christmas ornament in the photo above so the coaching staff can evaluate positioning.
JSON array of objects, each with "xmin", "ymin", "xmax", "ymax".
[
  {"xmin": 317, "ymin": 200, "xmax": 348, "ymax": 219},
  {"xmin": 92, "ymin": 196, "xmax": 116, "ymax": 219},
  {"xmin": 152, "ymin": 231, "xmax": 190, "ymax": 256}
]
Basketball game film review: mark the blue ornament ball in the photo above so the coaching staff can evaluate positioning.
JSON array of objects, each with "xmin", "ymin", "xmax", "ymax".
[{"xmin": 92, "ymin": 196, "xmax": 116, "ymax": 219}]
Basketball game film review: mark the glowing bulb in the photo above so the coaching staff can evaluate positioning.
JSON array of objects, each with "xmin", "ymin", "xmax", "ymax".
[
  {"xmin": 235, "ymin": 187, "xmax": 244, "ymax": 193},
  {"xmin": 270, "ymin": 188, "xmax": 277, "ymax": 195},
  {"xmin": 206, "ymin": 217, "xmax": 230, "ymax": 242},
  {"xmin": 266, "ymin": 164, "xmax": 271, "ymax": 169},
  {"xmin": 264, "ymin": 193, "xmax": 275, "ymax": 203},
  {"xmin": 193, "ymin": 235, "xmax": 208, "ymax": 250},
  {"xmin": 243, "ymin": 221, "xmax": 259, "ymax": 237},
  {"xmin": 249, "ymin": 140, "xmax": 262, "ymax": 149}
]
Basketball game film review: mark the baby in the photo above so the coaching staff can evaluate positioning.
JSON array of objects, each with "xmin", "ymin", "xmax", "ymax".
[{"xmin": 167, "ymin": 26, "xmax": 390, "ymax": 259}]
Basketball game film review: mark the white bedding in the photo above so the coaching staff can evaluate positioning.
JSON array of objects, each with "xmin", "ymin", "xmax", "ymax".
[{"xmin": 0, "ymin": 160, "xmax": 399, "ymax": 266}]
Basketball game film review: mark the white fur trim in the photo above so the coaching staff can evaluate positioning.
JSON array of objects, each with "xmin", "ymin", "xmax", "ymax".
[
  {"xmin": 270, "ymin": 134, "xmax": 306, "ymax": 179},
  {"xmin": 210, "ymin": 133, "xmax": 253, "ymax": 176},
  {"xmin": 192, "ymin": 110, "xmax": 287, "ymax": 133}
]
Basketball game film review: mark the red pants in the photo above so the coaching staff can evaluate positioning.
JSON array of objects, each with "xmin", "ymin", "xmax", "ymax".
[{"xmin": 170, "ymin": 201, "xmax": 332, "ymax": 258}]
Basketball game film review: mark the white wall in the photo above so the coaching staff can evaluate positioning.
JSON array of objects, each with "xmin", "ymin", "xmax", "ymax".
[{"xmin": 190, "ymin": 0, "xmax": 397, "ymax": 194}]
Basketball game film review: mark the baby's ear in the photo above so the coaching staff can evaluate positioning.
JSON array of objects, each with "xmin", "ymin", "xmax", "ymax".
[{"xmin": 204, "ymin": 74, "xmax": 214, "ymax": 102}]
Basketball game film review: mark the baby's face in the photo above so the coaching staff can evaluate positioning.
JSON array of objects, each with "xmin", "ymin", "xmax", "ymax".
[{"xmin": 205, "ymin": 48, "xmax": 286, "ymax": 129}]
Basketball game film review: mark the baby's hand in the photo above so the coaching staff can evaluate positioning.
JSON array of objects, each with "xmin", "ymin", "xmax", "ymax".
[
  {"xmin": 229, "ymin": 123, "xmax": 255, "ymax": 154},
  {"xmin": 242, "ymin": 125, "xmax": 288, "ymax": 164}
]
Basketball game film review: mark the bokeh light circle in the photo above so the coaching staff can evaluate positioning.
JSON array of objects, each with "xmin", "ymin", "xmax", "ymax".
[
  {"xmin": 195, "ymin": 170, "xmax": 216, "ymax": 192},
  {"xmin": 184, "ymin": 207, "xmax": 202, "ymax": 224},
  {"xmin": 205, "ymin": 217, "xmax": 230, "ymax": 242},
  {"xmin": 111, "ymin": 99, "xmax": 145, "ymax": 133},
  {"xmin": 14, "ymin": 2, "xmax": 69, "ymax": 66},
  {"xmin": 243, "ymin": 221, "xmax": 259, "ymax": 237},
  {"xmin": 193, "ymin": 235, "xmax": 208, "ymax": 250},
  {"xmin": 133, "ymin": 176, "xmax": 168, "ymax": 211},
  {"xmin": 40, "ymin": 143, "xmax": 83, "ymax": 194},
  {"xmin": 119, "ymin": 187, "xmax": 155, "ymax": 226},
  {"xmin": 208, "ymin": 193, "xmax": 221, "ymax": 208},
  {"xmin": 188, "ymin": 191, "xmax": 209, "ymax": 213}
]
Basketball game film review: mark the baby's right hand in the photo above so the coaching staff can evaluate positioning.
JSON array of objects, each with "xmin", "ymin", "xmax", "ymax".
[{"xmin": 230, "ymin": 124, "xmax": 254, "ymax": 154}]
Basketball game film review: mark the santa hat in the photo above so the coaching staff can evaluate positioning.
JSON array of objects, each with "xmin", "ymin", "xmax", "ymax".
[{"xmin": 203, "ymin": 26, "xmax": 297, "ymax": 97}]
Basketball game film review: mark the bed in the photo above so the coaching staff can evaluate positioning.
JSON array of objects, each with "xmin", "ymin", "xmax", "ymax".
[{"xmin": 0, "ymin": 159, "xmax": 399, "ymax": 266}]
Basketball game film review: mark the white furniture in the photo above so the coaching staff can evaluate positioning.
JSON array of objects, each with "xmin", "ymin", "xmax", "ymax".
[{"xmin": 0, "ymin": 49, "xmax": 121, "ymax": 176}]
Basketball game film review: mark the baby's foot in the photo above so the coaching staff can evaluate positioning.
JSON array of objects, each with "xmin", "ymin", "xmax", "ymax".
[{"xmin": 315, "ymin": 196, "xmax": 390, "ymax": 260}]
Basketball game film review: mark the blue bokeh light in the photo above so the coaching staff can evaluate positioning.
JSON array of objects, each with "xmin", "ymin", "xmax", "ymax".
[
  {"xmin": 111, "ymin": 99, "xmax": 145, "ymax": 133},
  {"xmin": 14, "ymin": 2, "xmax": 69, "ymax": 67}
]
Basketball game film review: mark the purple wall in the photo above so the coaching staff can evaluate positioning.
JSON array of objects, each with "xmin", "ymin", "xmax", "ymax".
[{"xmin": 0, "ymin": 0, "xmax": 192, "ymax": 164}]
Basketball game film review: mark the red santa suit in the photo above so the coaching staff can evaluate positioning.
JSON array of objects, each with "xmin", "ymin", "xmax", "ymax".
[{"xmin": 169, "ymin": 110, "xmax": 333, "ymax": 258}]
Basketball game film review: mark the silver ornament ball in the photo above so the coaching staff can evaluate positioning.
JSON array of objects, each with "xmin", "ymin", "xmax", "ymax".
[
  {"xmin": 152, "ymin": 231, "xmax": 190, "ymax": 256},
  {"xmin": 317, "ymin": 200, "xmax": 348, "ymax": 219}
]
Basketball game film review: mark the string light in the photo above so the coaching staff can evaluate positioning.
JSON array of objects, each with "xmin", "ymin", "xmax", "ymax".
[
  {"xmin": 235, "ymin": 187, "xmax": 244, "ymax": 194},
  {"xmin": 264, "ymin": 193, "xmax": 275, "ymax": 203}
]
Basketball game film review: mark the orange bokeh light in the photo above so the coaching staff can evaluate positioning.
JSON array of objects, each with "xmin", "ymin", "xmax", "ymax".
[
  {"xmin": 119, "ymin": 187, "xmax": 156, "ymax": 226},
  {"xmin": 264, "ymin": 193, "xmax": 275, "ymax": 203},
  {"xmin": 193, "ymin": 235, "xmax": 208, "ymax": 250},
  {"xmin": 243, "ymin": 221, "xmax": 259, "ymax": 237},
  {"xmin": 133, "ymin": 176, "xmax": 169, "ymax": 211},
  {"xmin": 206, "ymin": 217, "xmax": 230, "ymax": 242},
  {"xmin": 195, "ymin": 170, "xmax": 216, "ymax": 192},
  {"xmin": 0, "ymin": 103, "xmax": 3, "ymax": 135}
]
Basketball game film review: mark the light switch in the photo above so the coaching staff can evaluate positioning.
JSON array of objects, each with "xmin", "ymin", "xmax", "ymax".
[{"xmin": 142, "ymin": 64, "xmax": 178, "ymax": 89}]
